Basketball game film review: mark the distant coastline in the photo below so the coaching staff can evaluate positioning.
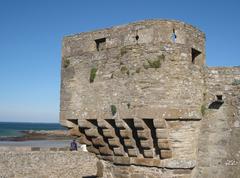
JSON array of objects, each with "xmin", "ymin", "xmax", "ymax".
[{"xmin": 0, "ymin": 122, "xmax": 73, "ymax": 143}]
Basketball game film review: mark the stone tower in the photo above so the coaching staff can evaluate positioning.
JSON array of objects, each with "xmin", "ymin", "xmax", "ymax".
[{"xmin": 60, "ymin": 20, "xmax": 240, "ymax": 178}]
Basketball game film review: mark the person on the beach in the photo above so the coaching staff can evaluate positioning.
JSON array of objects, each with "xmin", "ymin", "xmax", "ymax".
[{"xmin": 70, "ymin": 139, "xmax": 78, "ymax": 151}]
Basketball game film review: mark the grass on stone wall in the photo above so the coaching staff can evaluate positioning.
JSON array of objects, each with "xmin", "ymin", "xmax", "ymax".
[
  {"xmin": 111, "ymin": 105, "xmax": 117, "ymax": 116},
  {"xmin": 143, "ymin": 54, "xmax": 165, "ymax": 69},
  {"xmin": 136, "ymin": 68, "xmax": 141, "ymax": 73},
  {"xmin": 89, "ymin": 67, "xmax": 97, "ymax": 83},
  {"xmin": 232, "ymin": 79, "xmax": 240, "ymax": 85},
  {"xmin": 120, "ymin": 66, "xmax": 130, "ymax": 76},
  {"xmin": 63, "ymin": 59, "xmax": 70, "ymax": 68},
  {"xmin": 201, "ymin": 104, "xmax": 207, "ymax": 116}
]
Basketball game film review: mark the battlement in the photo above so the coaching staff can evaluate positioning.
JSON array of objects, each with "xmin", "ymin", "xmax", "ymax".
[{"xmin": 62, "ymin": 20, "xmax": 205, "ymax": 65}]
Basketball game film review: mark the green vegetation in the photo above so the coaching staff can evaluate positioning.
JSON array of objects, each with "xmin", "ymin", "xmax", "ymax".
[
  {"xmin": 120, "ymin": 66, "xmax": 130, "ymax": 76},
  {"xmin": 201, "ymin": 104, "xmax": 207, "ymax": 116},
  {"xmin": 136, "ymin": 68, "xmax": 141, "ymax": 73},
  {"xmin": 232, "ymin": 79, "xmax": 240, "ymax": 85},
  {"xmin": 89, "ymin": 67, "xmax": 97, "ymax": 83},
  {"xmin": 127, "ymin": 103, "xmax": 131, "ymax": 109},
  {"xmin": 120, "ymin": 66, "xmax": 128, "ymax": 73},
  {"xmin": 120, "ymin": 47, "xmax": 128, "ymax": 56},
  {"xmin": 63, "ymin": 59, "xmax": 70, "ymax": 68},
  {"xmin": 111, "ymin": 105, "xmax": 117, "ymax": 116},
  {"xmin": 143, "ymin": 54, "xmax": 165, "ymax": 69}
]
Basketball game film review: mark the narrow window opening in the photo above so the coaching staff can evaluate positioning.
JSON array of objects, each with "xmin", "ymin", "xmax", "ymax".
[
  {"xmin": 217, "ymin": 95, "xmax": 223, "ymax": 101},
  {"xmin": 135, "ymin": 35, "xmax": 139, "ymax": 41},
  {"xmin": 67, "ymin": 119, "xmax": 78, "ymax": 125},
  {"xmin": 95, "ymin": 38, "xmax": 106, "ymax": 51},
  {"xmin": 191, "ymin": 48, "xmax": 202, "ymax": 64},
  {"xmin": 208, "ymin": 95, "xmax": 224, "ymax": 109},
  {"xmin": 171, "ymin": 29, "xmax": 177, "ymax": 42}
]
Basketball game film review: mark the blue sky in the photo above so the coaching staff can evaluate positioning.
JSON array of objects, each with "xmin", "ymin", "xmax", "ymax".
[{"xmin": 0, "ymin": 0, "xmax": 239, "ymax": 123}]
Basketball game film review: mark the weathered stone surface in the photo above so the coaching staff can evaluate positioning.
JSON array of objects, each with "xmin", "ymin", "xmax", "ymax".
[
  {"xmin": 0, "ymin": 148, "xmax": 98, "ymax": 178},
  {"xmin": 60, "ymin": 19, "xmax": 240, "ymax": 177}
]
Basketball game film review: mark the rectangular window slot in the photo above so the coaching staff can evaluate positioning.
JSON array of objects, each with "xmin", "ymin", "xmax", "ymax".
[
  {"xmin": 95, "ymin": 38, "xmax": 106, "ymax": 51},
  {"xmin": 216, "ymin": 95, "xmax": 223, "ymax": 101},
  {"xmin": 191, "ymin": 48, "xmax": 201, "ymax": 64}
]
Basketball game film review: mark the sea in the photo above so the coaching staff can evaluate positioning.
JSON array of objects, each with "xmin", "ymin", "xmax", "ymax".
[
  {"xmin": 0, "ymin": 122, "xmax": 65, "ymax": 137},
  {"xmin": 0, "ymin": 122, "xmax": 70, "ymax": 147}
]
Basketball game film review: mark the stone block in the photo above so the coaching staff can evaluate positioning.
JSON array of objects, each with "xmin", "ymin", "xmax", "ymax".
[
  {"xmin": 101, "ymin": 155, "xmax": 114, "ymax": 162},
  {"xmin": 131, "ymin": 174, "xmax": 146, "ymax": 178},
  {"xmin": 156, "ymin": 129, "xmax": 168, "ymax": 139},
  {"xmin": 115, "ymin": 120, "xmax": 126, "ymax": 129},
  {"xmin": 134, "ymin": 119, "xmax": 146, "ymax": 129},
  {"xmin": 114, "ymin": 173, "xmax": 130, "ymax": 178},
  {"xmin": 140, "ymin": 140, "xmax": 153, "ymax": 149},
  {"xmin": 79, "ymin": 135, "xmax": 92, "ymax": 145},
  {"xmin": 85, "ymin": 128, "xmax": 99, "ymax": 137},
  {"xmin": 124, "ymin": 139, "xmax": 135, "ymax": 148},
  {"xmin": 99, "ymin": 146, "xmax": 113, "ymax": 156},
  {"xmin": 127, "ymin": 148, "xmax": 138, "ymax": 157},
  {"xmin": 92, "ymin": 137, "xmax": 106, "ymax": 146},
  {"xmin": 157, "ymin": 139, "xmax": 170, "ymax": 149},
  {"xmin": 96, "ymin": 161, "xmax": 104, "ymax": 177},
  {"xmin": 143, "ymin": 149, "xmax": 154, "ymax": 158},
  {"xmin": 160, "ymin": 150, "xmax": 172, "ymax": 159},
  {"xmin": 97, "ymin": 120, "xmax": 109, "ymax": 128},
  {"xmin": 113, "ymin": 156, "xmax": 130, "ymax": 165},
  {"xmin": 78, "ymin": 119, "xmax": 92, "ymax": 129},
  {"xmin": 49, "ymin": 147, "xmax": 58, "ymax": 151},
  {"xmin": 59, "ymin": 147, "xmax": 68, "ymax": 151},
  {"xmin": 87, "ymin": 145, "xmax": 100, "ymax": 154},
  {"xmin": 31, "ymin": 147, "xmax": 40, "ymax": 151},
  {"xmin": 130, "ymin": 157, "xmax": 154, "ymax": 166},
  {"xmin": 153, "ymin": 119, "xmax": 166, "ymax": 128},
  {"xmin": 102, "ymin": 129, "xmax": 115, "ymax": 138},
  {"xmin": 120, "ymin": 130, "xmax": 132, "ymax": 138},
  {"xmin": 113, "ymin": 147, "xmax": 125, "ymax": 156},
  {"xmin": 108, "ymin": 138, "xmax": 121, "ymax": 147},
  {"xmin": 137, "ymin": 130, "xmax": 151, "ymax": 139},
  {"xmin": 68, "ymin": 127, "xmax": 82, "ymax": 136}
]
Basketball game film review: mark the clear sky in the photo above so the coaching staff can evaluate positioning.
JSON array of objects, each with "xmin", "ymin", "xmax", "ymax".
[{"xmin": 0, "ymin": 0, "xmax": 239, "ymax": 123}]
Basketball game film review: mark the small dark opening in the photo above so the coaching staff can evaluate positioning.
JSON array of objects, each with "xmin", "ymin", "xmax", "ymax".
[
  {"xmin": 217, "ymin": 95, "xmax": 223, "ymax": 101},
  {"xmin": 67, "ymin": 119, "xmax": 78, "ymax": 125},
  {"xmin": 171, "ymin": 29, "xmax": 177, "ymax": 42},
  {"xmin": 208, "ymin": 101, "xmax": 224, "ymax": 109},
  {"xmin": 191, "ymin": 48, "xmax": 201, "ymax": 64},
  {"xmin": 95, "ymin": 38, "xmax": 106, "ymax": 51},
  {"xmin": 209, "ymin": 95, "xmax": 224, "ymax": 109},
  {"xmin": 135, "ymin": 35, "xmax": 139, "ymax": 41}
]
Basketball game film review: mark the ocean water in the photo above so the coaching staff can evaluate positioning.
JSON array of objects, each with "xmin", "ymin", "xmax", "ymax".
[{"xmin": 0, "ymin": 122, "xmax": 66, "ymax": 137}]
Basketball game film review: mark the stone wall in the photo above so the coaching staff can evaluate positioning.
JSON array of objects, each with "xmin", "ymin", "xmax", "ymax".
[
  {"xmin": 60, "ymin": 19, "xmax": 240, "ymax": 178},
  {"xmin": 194, "ymin": 67, "xmax": 240, "ymax": 178},
  {"xmin": 0, "ymin": 147, "xmax": 98, "ymax": 178}
]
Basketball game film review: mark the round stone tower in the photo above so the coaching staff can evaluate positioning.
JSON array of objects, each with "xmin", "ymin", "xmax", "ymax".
[{"xmin": 60, "ymin": 20, "xmax": 206, "ymax": 177}]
